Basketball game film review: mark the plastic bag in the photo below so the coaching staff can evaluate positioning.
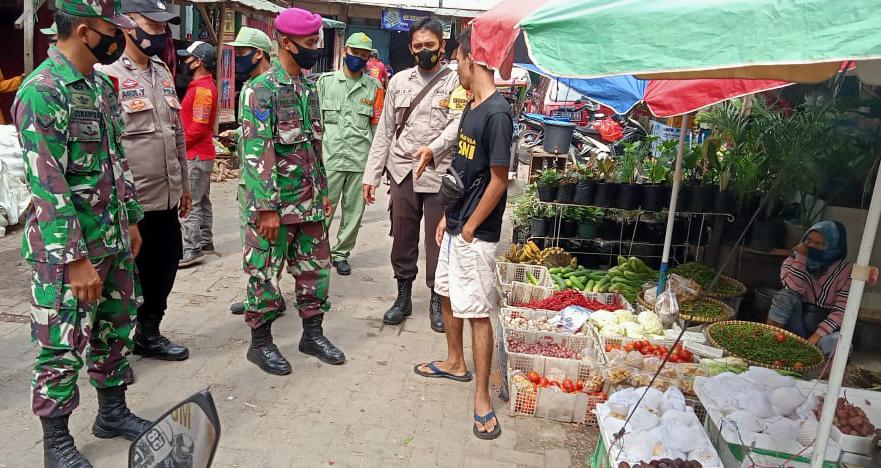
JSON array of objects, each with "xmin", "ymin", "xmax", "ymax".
[
  {"xmin": 643, "ymin": 356, "xmax": 663, "ymax": 372},
  {"xmin": 604, "ymin": 366, "xmax": 635, "ymax": 385},
  {"xmin": 722, "ymin": 409, "xmax": 763, "ymax": 435},
  {"xmin": 628, "ymin": 407, "xmax": 660, "ymax": 432},
  {"xmin": 607, "ymin": 388, "xmax": 637, "ymax": 416},
  {"xmin": 606, "ymin": 348, "xmax": 628, "ymax": 366},
  {"xmin": 742, "ymin": 366, "xmax": 796, "ymax": 391},
  {"xmin": 633, "ymin": 386, "xmax": 664, "ymax": 414},
  {"xmin": 593, "ymin": 117, "xmax": 624, "ymax": 142},
  {"xmin": 654, "ymin": 282, "xmax": 680, "ymax": 328},
  {"xmin": 624, "ymin": 350, "xmax": 645, "ymax": 368},
  {"xmin": 762, "ymin": 416, "xmax": 800, "ymax": 440},
  {"xmin": 663, "ymin": 422, "xmax": 703, "ymax": 453},
  {"xmin": 769, "ymin": 386, "xmax": 807, "ymax": 416},
  {"xmin": 661, "ymin": 387, "xmax": 687, "ymax": 413},
  {"xmin": 583, "ymin": 366, "xmax": 605, "ymax": 393}
]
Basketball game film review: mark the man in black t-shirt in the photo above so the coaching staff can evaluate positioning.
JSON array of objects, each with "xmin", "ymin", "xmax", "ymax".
[{"xmin": 412, "ymin": 26, "xmax": 513, "ymax": 441}]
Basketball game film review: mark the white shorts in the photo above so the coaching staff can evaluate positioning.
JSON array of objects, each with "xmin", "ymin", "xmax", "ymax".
[{"xmin": 434, "ymin": 232, "xmax": 498, "ymax": 319}]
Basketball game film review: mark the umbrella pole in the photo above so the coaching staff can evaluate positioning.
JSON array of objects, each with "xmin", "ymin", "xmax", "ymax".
[
  {"xmin": 657, "ymin": 115, "xmax": 689, "ymax": 294},
  {"xmin": 810, "ymin": 158, "xmax": 881, "ymax": 467}
]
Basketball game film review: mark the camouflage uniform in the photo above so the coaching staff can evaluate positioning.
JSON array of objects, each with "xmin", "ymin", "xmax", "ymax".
[
  {"xmin": 13, "ymin": 49, "xmax": 144, "ymax": 417},
  {"xmin": 240, "ymin": 59, "xmax": 329, "ymax": 329}
]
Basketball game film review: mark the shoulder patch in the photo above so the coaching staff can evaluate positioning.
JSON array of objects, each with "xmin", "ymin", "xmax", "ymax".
[
  {"xmin": 121, "ymin": 78, "xmax": 138, "ymax": 88},
  {"xmin": 254, "ymin": 108, "xmax": 270, "ymax": 122}
]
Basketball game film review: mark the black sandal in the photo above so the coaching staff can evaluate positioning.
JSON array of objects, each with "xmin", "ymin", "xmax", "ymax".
[{"xmin": 473, "ymin": 410, "xmax": 502, "ymax": 440}]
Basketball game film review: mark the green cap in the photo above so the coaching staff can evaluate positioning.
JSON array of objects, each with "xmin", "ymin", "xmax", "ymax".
[
  {"xmin": 345, "ymin": 32, "xmax": 373, "ymax": 51},
  {"xmin": 40, "ymin": 22, "xmax": 58, "ymax": 36},
  {"xmin": 55, "ymin": 0, "xmax": 136, "ymax": 28},
  {"xmin": 226, "ymin": 27, "xmax": 272, "ymax": 54}
]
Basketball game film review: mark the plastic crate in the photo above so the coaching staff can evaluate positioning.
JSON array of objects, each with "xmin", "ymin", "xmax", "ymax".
[
  {"xmin": 507, "ymin": 368, "xmax": 609, "ymax": 425},
  {"xmin": 496, "ymin": 262, "xmax": 553, "ymax": 289},
  {"xmin": 501, "ymin": 307, "xmax": 596, "ymax": 356},
  {"xmin": 503, "ymin": 282, "xmax": 631, "ymax": 310}
]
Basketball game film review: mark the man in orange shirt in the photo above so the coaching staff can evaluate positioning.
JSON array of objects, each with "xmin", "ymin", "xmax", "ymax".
[
  {"xmin": 0, "ymin": 68, "xmax": 23, "ymax": 124},
  {"xmin": 176, "ymin": 41, "xmax": 218, "ymax": 267}
]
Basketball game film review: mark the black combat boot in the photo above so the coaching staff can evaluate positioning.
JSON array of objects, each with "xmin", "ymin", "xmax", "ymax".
[
  {"xmin": 92, "ymin": 387, "xmax": 153, "ymax": 441},
  {"xmin": 41, "ymin": 415, "xmax": 93, "ymax": 468},
  {"xmin": 133, "ymin": 318, "xmax": 189, "ymax": 361},
  {"xmin": 247, "ymin": 321, "xmax": 292, "ymax": 375},
  {"xmin": 429, "ymin": 290, "xmax": 445, "ymax": 333},
  {"xmin": 299, "ymin": 315, "xmax": 345, "ymax": 365},
  {"xmin": 382, "ymin": 279, "xmax": 412, "ymax": 325},
  {"xmin": 231, "ymin": 298, "xmax": 286, "ymax": 316}
]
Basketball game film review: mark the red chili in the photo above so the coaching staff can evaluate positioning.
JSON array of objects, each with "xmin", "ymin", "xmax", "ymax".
[{"xmin": 515, "ymin": 290, "xmax": 620, "ymax": 311}]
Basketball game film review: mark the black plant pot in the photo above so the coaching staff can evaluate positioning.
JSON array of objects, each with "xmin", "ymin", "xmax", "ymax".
[
  {"xmin": 537, "ymin": 184, "xmax": 558, "ymax": 202},
  {"xmin": 686, "ymin": 185, "xmax": 714, "ymax": 213},
  {"xmin": 512, "ymin": 224, "xmax": 530, "ymax": 244},
  {"xmin": 688, "ymin": 216, "xmax": 711, "ymax": 246},
  {"xmin": 594, "ymin": 182, "xmax": 619, "ymax": 208},
  {"xmin": 642, "ymin": 185, "xmax": 671, "ymax": 212},
  {"xmin": 575, "ymin": 252, "xmax": 601, "ymax": 268},
  {"xmin": 713, "ymin": 189, "xmax": 736, "ymax": 214},
  {"xmin": 598, "ymin": 218, "xmax": 619, "ymax": 239},
  {"xmin": 749, "ymin": 220, "xmax": 786, "ymax": 251},
  {"xmin": 578, "ymin": 222, "xmax": 598, "ymax": 239},
  {"xmin": 530, "ymin": 217, "xmax": 549, "ymax": 237},
  {"xmin": 616, "ymin": 184, "xmax": 643, "ymax": 211},
  {"xmin": 629, "ymin": 244, "xmax": 663, "ymax": 269},
  {"xmin": 636, "ymin": 220, "xmax": 664, "ymax": 244},
  {"xmin": 556, "ymin": 183, "xmax": 576, "ymax": 204},
  {"xmin": 574, "ymin": 179, "xmax": 596, "ymax": 205},
  {"xmin": 722, "ymin": 218, "xmax": 751, "ymax": 244},
  {"xmin": 738, "ymin": 192, "xmax": 762, "ymax": 219},
  {"xmin": 560, "ymin": 219, "xmax": 579, "ymax": 238},
  {"xmin": 677, "ymin": 185, "xmax": 690, "ymax": 211},
  {"xmin": 671, "ymin": 216, "xmax": 689, "ymax": 244}
]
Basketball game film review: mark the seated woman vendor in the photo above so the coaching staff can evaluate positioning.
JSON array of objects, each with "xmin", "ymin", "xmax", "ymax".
[{"xmin": 767, "ymin": 221, "xmax": 852, "ymax": 355}]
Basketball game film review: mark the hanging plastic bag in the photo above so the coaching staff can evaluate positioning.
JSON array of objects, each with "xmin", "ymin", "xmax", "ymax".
[{"xmin": 655, "ymin": 279, "xmax": 680, "ymax": 328}]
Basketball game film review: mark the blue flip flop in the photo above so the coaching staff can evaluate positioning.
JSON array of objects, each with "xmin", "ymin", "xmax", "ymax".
[
  {"xmin": 473, "ymin": 410, "xmax": 502, "ymax": 440},
  {"xmin": 413, "ymin": 361, "xmax": 473, "ymax": 382}
]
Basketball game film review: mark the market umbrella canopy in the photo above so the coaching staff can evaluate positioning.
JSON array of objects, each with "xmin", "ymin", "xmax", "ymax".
[
  {"xmin": 516, "ymin": 63, "xmax": 790, "ymax": 117},
  {"xmin": 515, "ymin": 0, "xmax": 881, "ymax": 83}
]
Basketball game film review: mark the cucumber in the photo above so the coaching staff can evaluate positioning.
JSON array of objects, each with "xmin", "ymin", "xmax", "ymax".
[
  {"xmin": 565, "ymin": 279, "xmax": 573, "ymax": 287},
  {"xmin": 551, "ymin": 275, "xmax": 566, "ymax": 290},
  {"xmin": 548, "ymin": 267, "xmax": 562, "ymax": 274},
  {"xmin": 570, "ymin": 276, "xmax": 584, "ymax": 291},
  {"xmin": 618, "ymin": 255, "xmax": 628, "ymax": 266},
  {"xmin": 526, "ymin": 271, "xmax": 538, "ymax": 285},
  {"xmin": 585, "ymin": 279, "xmax": 596, "ymax": 292}
]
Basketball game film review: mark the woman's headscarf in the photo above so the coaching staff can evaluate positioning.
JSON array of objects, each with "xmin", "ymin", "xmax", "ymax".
[{"xmin": 802, "ymin": 220, "xmax": 848, "ymax": 271}]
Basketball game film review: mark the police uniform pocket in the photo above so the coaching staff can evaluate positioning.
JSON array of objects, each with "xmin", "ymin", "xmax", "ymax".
[
  {"xmin": 120, "ymin": 99, "xmax": 156, "ymax": 136},
  {"xmin": 276, "ymin": 107, "xmax": 307, "ymax": 145},
  {"xmin": 430, "ymin": 93, "xmax": 450, "ymax": 130},
  {"xmin": 164, "ymin": 96, "xmax": 182, "ymax": 129},
  {"xmin": 393, "ymin": 92, "xmax": 412, "ymax": 127},
  {"xmin": 320, "ymin": 100, "xmax": 341, "ymax": 125}
]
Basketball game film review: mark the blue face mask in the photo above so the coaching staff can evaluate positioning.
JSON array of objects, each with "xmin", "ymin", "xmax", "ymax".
[
  {"xmin": 235, "ymin": 50, "xmax": 258, "ymax": 81},
  {"xmin": 344, "ymin": 54, "xmax": 367, "ymax": 73}
]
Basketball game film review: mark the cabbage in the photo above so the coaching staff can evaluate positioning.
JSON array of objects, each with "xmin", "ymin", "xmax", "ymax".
[
  {"xmin": 599, "ymin": 323, "xmax": 626, "ymax": 337},
  {"xmin": 637, "ymin": 311, "xmax": 664, "ymax": 335},
  {"xmin": 621, "ymin": 322, "xmax": 646, "ymax": 338},
  {"xmin": 613, "ymin": 309, "xmax": 635, "ymax": 323},
  {"xmin": 589, "ymin": 310, "xmax": 617, "ymax": 329}
]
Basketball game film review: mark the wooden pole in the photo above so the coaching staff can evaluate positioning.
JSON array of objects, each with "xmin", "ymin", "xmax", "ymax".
[
  {"xmin": 212, "ymin": 4, "xmax": 226, "ymax": 134},
  {"xmin": 197, "ymin": 4, "xmax": 219, "ymax": 45},
  {"xmin": 23, "ymin": 0, "xmax": 35, "ymax": 72}
]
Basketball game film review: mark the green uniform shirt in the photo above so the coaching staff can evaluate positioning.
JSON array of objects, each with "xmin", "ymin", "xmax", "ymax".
[
  {"xmin": 12, "ymin": 49, "xmax": 143, "ymax": 265},
  {"xmin": 316, "ymin": 70, "xmax": 381, "ymax": 173},
  {"xmin": 239, "ymin": 60, "xmax": 327, "ymax": 225}
]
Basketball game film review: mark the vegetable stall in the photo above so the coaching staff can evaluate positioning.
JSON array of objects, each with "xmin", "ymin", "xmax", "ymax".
[{"xmin": 473, "ymin": 0, "xmax": 881, "ymax": 466}]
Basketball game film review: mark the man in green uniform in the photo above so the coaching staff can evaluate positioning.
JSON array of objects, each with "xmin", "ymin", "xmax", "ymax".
[
  {"xmin": 13, "ymin": 1, "xmax": 154, "ymax": 466},
  {"xmin": 316, "ymin": 32, "xmax": 382, "ymax": 276},
  {"xmin": 239, "ymin": 7, "xmax": 345, "ymax": 374},
  {"xmin": 220, "ymin": 27, "xmax": 283, "ymax": 317}
]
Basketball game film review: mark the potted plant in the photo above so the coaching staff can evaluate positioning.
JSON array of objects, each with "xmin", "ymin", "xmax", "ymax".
[
  {"xmin": 511, "ymin": 186, "xmax": 537, "ymax": 243},
  {"xmin": 573, "ymin": 165, "xmax": 597, "ymax": 205},
  {"xmin": 536, "ymin": 168, "xmax": 561, "ymax": 202},
  {"xmin": 641, "ymin": 138, "xmax": 673, "ymax": 212},
  {"xmin": 576, "ymin": 207, "xmax": 604, "ymax": 239},
  {"xmin": 556, "ymin": 170, "xmax": 578, "ymax": 204},
  {"xmin": 530, "ymin": 203, "xmax": 553, "ymax": 238},
  {"xmin": 615, "ymin": 141, "xmax": 644, "ymax": 210},
  {"xmin": 593, "ymin": 159, "xmax": 618, "ymax": 208},
  {"xmin": 560, "ymin": 207, "xmax": 580, "ymax": 238}
]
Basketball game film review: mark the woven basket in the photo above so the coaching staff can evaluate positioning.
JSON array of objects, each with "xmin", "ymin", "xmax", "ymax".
[
  {"xmin": 639, "ymin": 291, "xmax": 734, "ymax": 324},
  {"xmin": 706, "ymin": 275, "xmax": 747, "ymax": 299},
  {"xmin": 705, "ymin": 320, "xmax": 824, "ymax": 372}
]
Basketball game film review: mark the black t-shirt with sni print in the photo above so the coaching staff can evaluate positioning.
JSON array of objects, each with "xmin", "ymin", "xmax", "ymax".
[{"xmin": 445, "ymin": 91, "xmax": 514, "ymax": 242}]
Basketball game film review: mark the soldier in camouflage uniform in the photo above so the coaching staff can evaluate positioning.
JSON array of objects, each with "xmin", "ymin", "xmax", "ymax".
[
  {"xmin": 13, "ymin": 2, "xmax": 154, "ymax": 467},
  {"xmin": 239, "ymin": 7, "xmax": 345, "ymax": 375}
]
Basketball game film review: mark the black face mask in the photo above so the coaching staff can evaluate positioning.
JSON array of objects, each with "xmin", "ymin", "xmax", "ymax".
[
  {"xmin": 86, "ymin": 26, "xmax": 126, "ymax": 65},
  {"xmin": 287, "ymin": 41, "xmax": 321, "ymax": 70},
  {"xmin": 175, "ymin": 60, "xmax": 195, "ymax": 99},
  {"xmin": 414, "ymin": 48, "xmax": 440, "ymax": 69},
  {"xmin": 133, "ymin": 27, "xmax": 167, "ymax": 57}
]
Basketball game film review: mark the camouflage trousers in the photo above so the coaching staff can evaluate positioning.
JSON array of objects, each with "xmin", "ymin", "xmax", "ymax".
[
  {"xmin": 242, "ymin": 221, "xmax": 331, "ymax": 328},
  {"xmin": 29, "ymin": 253, "xmax": 141, "ymax": 417}
]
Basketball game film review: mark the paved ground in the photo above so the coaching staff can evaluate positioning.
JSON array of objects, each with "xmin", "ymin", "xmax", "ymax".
[{"xmin": 0, "ymin": 180, "xmax": 595, "ymax": 467}]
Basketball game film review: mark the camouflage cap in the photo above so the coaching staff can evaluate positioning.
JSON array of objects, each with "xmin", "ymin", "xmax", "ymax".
[{"xmin": 56, "ymin": 0, "xmax": 136, "ymax": 29}]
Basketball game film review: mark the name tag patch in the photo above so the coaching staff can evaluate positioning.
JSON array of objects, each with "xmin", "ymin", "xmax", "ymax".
[
  {"xmin": 121, "ymin": 88, "xmax": 146, "ymax": 99},
  {"xmin": 72, "ymin": 109, "xmax": 101, "ymax": 121}
]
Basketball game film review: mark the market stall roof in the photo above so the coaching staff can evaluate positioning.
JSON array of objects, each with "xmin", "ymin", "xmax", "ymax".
[
  {"xmin": 183, "ymin": 0, "xmax": 346, "ymax": 26},
  {"xmin": 515, "ymin": 63, "xmax": 790, "ymax": 117},
  {"xmin": 324, "ymin": 0, "xmax": 496, "ymax": 18}
]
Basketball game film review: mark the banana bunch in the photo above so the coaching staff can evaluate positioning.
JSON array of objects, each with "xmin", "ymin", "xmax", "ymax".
[{"xmin": 503, "ymin": 242, "xmax": 544, "ymax": 264}]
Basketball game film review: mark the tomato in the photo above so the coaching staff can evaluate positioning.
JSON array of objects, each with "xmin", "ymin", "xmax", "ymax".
[
  {"xmin": 674, "ymin": 344, "xmax": 683, "ymax": 354},
  {"xmin": 793, "ymin": 362, "xmax": 805, "ymax": 370},
  {"xmin": 526, "ymin": 371, "xmax": 541, "ymax": 384},
  {"xmin": 550, "ymin": 380, "xmax": 562, "ymax": 389},
  {"xmin": 774, "ymin": 332, "xmax": 786, "ymax": 343},
  {"xmin": 605, "ymin": 344, "xmax": 613, "ymax": 353},
  {"xmin": 562, "ymin": 379, "xmax": 575, "ymax": 393},
  {"xmin": 633, "ymin": 341, "xmax": 643, "ymax": 351},
  {"xmin": 680, "ymin": 350, "xmax": 694, "ymax": 362},
  {"xmin": 625, "ymin": 344, "xmax": 635, "ymax": 352},
  {"xmin": 575, "ymin": 380, "xmax": 585, "ymax": 392},
  {"xmin": 539, "ymin": 377, "xmax": 550, "ymax": 387}
]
